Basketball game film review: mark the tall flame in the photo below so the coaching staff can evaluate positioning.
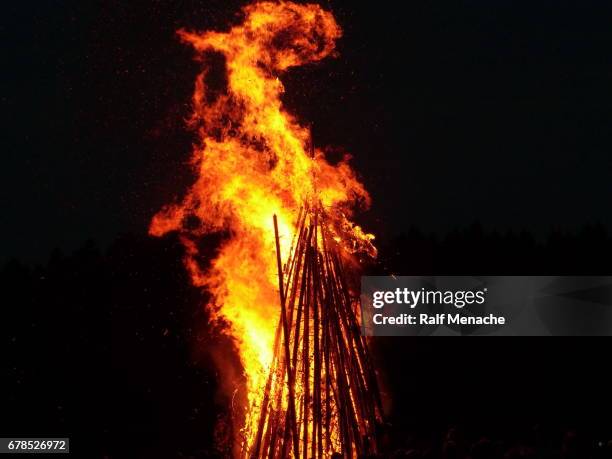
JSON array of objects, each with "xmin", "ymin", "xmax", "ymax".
[{"xmin": 150, "ymin": 1, "xmax": 375, "ymax": 453}]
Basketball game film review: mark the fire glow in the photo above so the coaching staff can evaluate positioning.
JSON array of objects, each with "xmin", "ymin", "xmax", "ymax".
[{"xmin": 150, "ymin": 1, "xmax": 377, "ymax": 455}]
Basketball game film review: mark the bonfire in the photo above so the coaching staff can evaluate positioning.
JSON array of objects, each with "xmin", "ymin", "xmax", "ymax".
[{"xmin": 150, "ymin": 2, "xmax": 382, "ymax": 457}]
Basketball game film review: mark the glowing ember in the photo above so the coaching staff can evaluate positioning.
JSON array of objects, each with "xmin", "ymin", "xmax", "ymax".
[{"xmin": 150, "ymin": 1, "xmax": 376, "ymax": 455}]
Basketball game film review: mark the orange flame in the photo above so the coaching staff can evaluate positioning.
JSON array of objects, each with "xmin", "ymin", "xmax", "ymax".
[{"xmin": 150, "ymin": 1, "xmax": 375, "ymax": 453}]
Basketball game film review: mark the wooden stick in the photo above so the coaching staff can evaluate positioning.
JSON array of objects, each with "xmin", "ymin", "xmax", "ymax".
[
  {"xmin": 273, "ymin": 215, "xmax": 299, "ymax": 459},
  {"xmin": 301, "ymin": 242, "xmax": 311, "ymax": 459},
  {"xmin": 312, "ymin": 255, "xmax": 322, "ymax": 458}
]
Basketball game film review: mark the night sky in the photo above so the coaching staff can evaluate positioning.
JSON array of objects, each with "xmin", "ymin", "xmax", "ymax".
[{"xmin": 3, "ymin": 0, "xmax": 612, "ymax": 261}]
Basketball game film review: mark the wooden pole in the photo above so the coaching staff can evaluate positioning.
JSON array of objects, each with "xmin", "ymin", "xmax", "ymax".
[{"xmin": 273, "ymin": 215, "xmax": 299, "ymax": 459}]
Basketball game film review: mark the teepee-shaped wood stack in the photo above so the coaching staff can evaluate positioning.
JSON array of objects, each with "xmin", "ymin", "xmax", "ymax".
[{"xmin": 244, "ymin": 209, "xmax": 383, "ymax": 459}]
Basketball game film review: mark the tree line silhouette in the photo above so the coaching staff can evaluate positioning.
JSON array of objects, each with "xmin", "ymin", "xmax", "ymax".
[{"xmin": 2, "ymin": 225, "xmax": 611, "ymax": 457}]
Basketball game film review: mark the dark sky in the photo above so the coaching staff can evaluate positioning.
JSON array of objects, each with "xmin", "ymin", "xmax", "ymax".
[{"xmin": 3, "ymin": 0, "xmax": 612, "ymax": 262}]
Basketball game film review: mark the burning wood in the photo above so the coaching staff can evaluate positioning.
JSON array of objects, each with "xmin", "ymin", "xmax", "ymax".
[{"xmin": 245, "ymin": 211, "xmax": 383, "ymax": 458}]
